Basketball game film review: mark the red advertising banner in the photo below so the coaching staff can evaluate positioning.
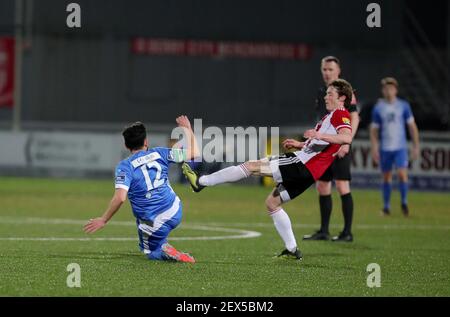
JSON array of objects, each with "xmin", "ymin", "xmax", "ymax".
[
  {"xmin": 131, "ymin": 38, "xmax": 312, "ymax": 60},
  {"xmin": 0, "ymin": 37, "xmax": 14, "ymax": 108}
]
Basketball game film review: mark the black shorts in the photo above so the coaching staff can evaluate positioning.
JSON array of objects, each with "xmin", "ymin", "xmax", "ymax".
[
  {"xmin": 318, "ymin": 150, "xmax": 352, "ymax": 182},
  {"xmin": 268, "ymin": 153, "xmax": 315, "ymax": 202}
]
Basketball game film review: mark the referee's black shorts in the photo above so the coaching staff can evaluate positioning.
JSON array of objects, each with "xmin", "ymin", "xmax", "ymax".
[{"xmin": 318, "ymin": 150, "xmax": 352, "ymax": 182}]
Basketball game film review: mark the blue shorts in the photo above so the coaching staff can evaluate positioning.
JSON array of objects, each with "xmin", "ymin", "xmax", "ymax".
[
  {"xmin": 380, "ymin": 149, "xmax": 409, "ymax": 173},
  {"xmin": 136, "ymin": 197, "xmax": 182, "ymax": 260}
]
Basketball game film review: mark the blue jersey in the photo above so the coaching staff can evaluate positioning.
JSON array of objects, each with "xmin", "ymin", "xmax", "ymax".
[
  {"xmin": 371, "ymin": 98, "xmax": 415, "ymax": 151},
  {"xmin": 114, "ymin": 147, "xmax": 185, "ymax": 221}
]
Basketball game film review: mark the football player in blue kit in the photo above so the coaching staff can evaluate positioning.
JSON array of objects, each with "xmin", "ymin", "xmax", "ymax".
[
  {"xmin": 370, "ymin": 78, "xmax": 420, "ymax": 216},
  {"xmin": 84, "ymin": 115, "xmax": 199, "ymax": 263}
]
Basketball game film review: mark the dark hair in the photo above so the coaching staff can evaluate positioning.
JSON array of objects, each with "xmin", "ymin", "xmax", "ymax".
[
  {"xmin": 381, "ymin": 77, "xmax": 399, "ymax": 88},
  {"xmin": 122, "ymin": 122, "xmax": 147, "ymax": 151},
  {"xmin": 329, "ymin": 79, "xmax": 353, "ymax": 108},
  {"xmin": 321, "ymin": 55, "xmax": 341, "ymax": 67}
]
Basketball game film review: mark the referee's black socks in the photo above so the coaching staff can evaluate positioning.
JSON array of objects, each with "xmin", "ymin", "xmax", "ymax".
[
  {"xmin": 341, "ymin": 193, "xmax": 353, "ymax": 235},
  {"xmin": 319, "ymin": 195, "xmax": 332, "ymax": 234}
]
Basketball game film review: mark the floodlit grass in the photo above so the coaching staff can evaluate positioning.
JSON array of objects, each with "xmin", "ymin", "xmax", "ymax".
[{"xmin": 0, "ymin": 177, "xmax": 449, "ymax": 296}]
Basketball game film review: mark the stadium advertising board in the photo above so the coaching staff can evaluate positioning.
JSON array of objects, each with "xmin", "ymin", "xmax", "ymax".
[
  {"xmin": 0, "ymin": 131, "xmax": 170, "ymax": 172},
  {"xmin": 351, "ymin": 140, "xmax": 450, "ymax": 191},
  {"xmin": 131, "ymin": 38, "xmax": 312, "ymax": 60},
  {"xmin": 0, "ymin": 132, "xmax": 449, "ymax": 190}
]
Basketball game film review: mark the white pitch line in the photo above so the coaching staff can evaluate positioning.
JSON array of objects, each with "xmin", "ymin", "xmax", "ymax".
[
  {"xmin": 0, "ymin": 216, "xmax": 449, "ymax": 231},
  {"xmin": 1, "ymin": 237, "xmax": 137, "ymax": 241},
  {"xmin": 0, "ymin": 217, "xmax": 133, "ymax": 226},
  {"xmin": 193, "ymin": 222, "xmax": 450, "ymax": 230},
  {"xmin": 0, "ymin": 216, "xmax": 261, "ymax": 241},
  {"xmin": 0, "ymin": 234, "xmax": 260, "ymax": 242}
]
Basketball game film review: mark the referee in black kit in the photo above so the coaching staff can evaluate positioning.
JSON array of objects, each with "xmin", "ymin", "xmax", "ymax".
[{"xmin": 303, "ymin": 56, "xmax": 360, "ymax": 242}]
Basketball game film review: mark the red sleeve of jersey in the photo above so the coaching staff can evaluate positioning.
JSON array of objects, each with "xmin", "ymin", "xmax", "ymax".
[{"xmin": 331, "ymin": 110, "xmax": 352, "ymax": 132}]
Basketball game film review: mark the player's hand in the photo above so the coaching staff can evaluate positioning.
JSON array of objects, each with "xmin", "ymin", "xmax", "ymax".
[
  {"xmin": 411, "ymin": 145, "xmax": 420, "ymax": 161},
  {"xmin": 176, "ymin": 115, "xmax": 192, "ymax": 130},
  {"xmin": 84, "ymin": 217, "xmax": 106, "ymax": 234},
  {"xmin": 304, "ymin": 129, "xmax": 321, "ymax": 140},
  {"xmin": 335, "ymin": 144, "xmax": 350, "ymax": 158},
  {"xmin": 282, "ymin": 139, "xmax": 304, "ymax": 150},
  {"xmin": 372, "ymin": 149, "xmax": 380, "ymax": 165}
]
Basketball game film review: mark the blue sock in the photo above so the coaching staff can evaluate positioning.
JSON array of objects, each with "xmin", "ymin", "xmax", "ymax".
[
  {"xmin": 382, "ymin": 182, "xmax": 392, "ymax": 210},
  {"xmin": 399, "ymin": 181, "xmax": 408, "ymax": 206}
]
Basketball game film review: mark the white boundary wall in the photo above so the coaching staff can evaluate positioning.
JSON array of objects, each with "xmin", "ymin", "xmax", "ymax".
[{"xmin": 1, "ymin": 130, "xmax": 449, "ymax": 191}]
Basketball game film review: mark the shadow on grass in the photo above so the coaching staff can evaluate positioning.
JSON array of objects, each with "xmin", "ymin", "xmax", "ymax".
[
  {"xmin": 326, "ymin": 243, "xmax": 375, "ymax": 251},
  {"xmin": 305, "ymin": 252, "xmax": 346, "ymax": 257},
  {"xmin": 46, "ymin": 252, "xmax": 199, "ymax": 266},
  {"xmin": 44, "ymin": 251, "xmax": 144, "ymax": 261}
]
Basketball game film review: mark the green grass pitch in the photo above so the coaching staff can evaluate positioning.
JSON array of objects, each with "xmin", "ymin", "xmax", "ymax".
[{"xmin": 0, "ymin": 176, "xmax": 449, "ymax": 296}]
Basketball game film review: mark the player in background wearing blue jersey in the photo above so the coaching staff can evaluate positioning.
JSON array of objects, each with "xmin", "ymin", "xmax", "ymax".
[
  {"xmin": 370, "ymin": 78, "xmax": 420, "ymax": 216},
  {"xmin": 84, "ymin": 115, "xmax": 200, "ymax": 263}
]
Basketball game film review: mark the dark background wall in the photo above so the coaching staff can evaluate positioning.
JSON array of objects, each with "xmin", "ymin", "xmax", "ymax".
[{"xmin": 0, "ymin": 0, "xmax": 448, "ymax": 128}]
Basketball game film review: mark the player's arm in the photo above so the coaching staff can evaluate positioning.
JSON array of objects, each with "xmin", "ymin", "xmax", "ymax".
[
  {"xmin": 370, "ymin": 105, "xmax": 382, "ymax": 164},
  {"xmin": 175, "ymin": 115, "xmax": 200, "ymax": 161},
  {"xmin": 84, "ymin": 188, "xmax": 127, "ymax": 234},
  {"xmin": 407, "ymin": 121, "xmax": 420, "ymax": 160},
  {"xmin": 350, "ymin": 111, "xmax": 360, "ymax": 138},
  {"xmin": 282, "ymin": 139, "xmax": 305, "ymax": 151},
  {"xmin": 304, "ymin": 128, "xmax": 352, "ymax": 145},
  {"xmin": 404, "ymin": 103, "xmax": 420, "ymax": 160},
  {"xmin": 335, "ymin": 110, "xmax": 360, "ymax": 157},
  {"xmin": 348, "ymin": 93, "xmax": 360, "ymax": 139},
  {"xmin": 370, "ymin": 124, "xmax": 380, "ymax": 164}
]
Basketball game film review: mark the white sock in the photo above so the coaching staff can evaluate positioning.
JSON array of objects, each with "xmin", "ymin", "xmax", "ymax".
[
  {"xmin": 199, "ymin": 164, "xmax": 250, "ymax": 187},
  {"xmin": 269, "ymin": 208, "xmax": 297, "ymax": 252}
]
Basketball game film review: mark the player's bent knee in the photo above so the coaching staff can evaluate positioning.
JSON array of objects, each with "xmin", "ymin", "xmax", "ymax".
[
  {"xmin": 265, "ymin": 194, "xmax": 281, "ymax": 212},
  {"xmin": 266, "ymin": 200, "xmax": 281, "ymax": 212}
]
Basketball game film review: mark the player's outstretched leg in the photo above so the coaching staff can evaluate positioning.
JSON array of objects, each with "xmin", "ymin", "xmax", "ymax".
[
  {"xmin": 182, "ymin": 160, "xmax": 267, "ymax": 192},
  {"xmin": 182, "ymin": 163, "xmax": 205, "ymax": 192}
]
